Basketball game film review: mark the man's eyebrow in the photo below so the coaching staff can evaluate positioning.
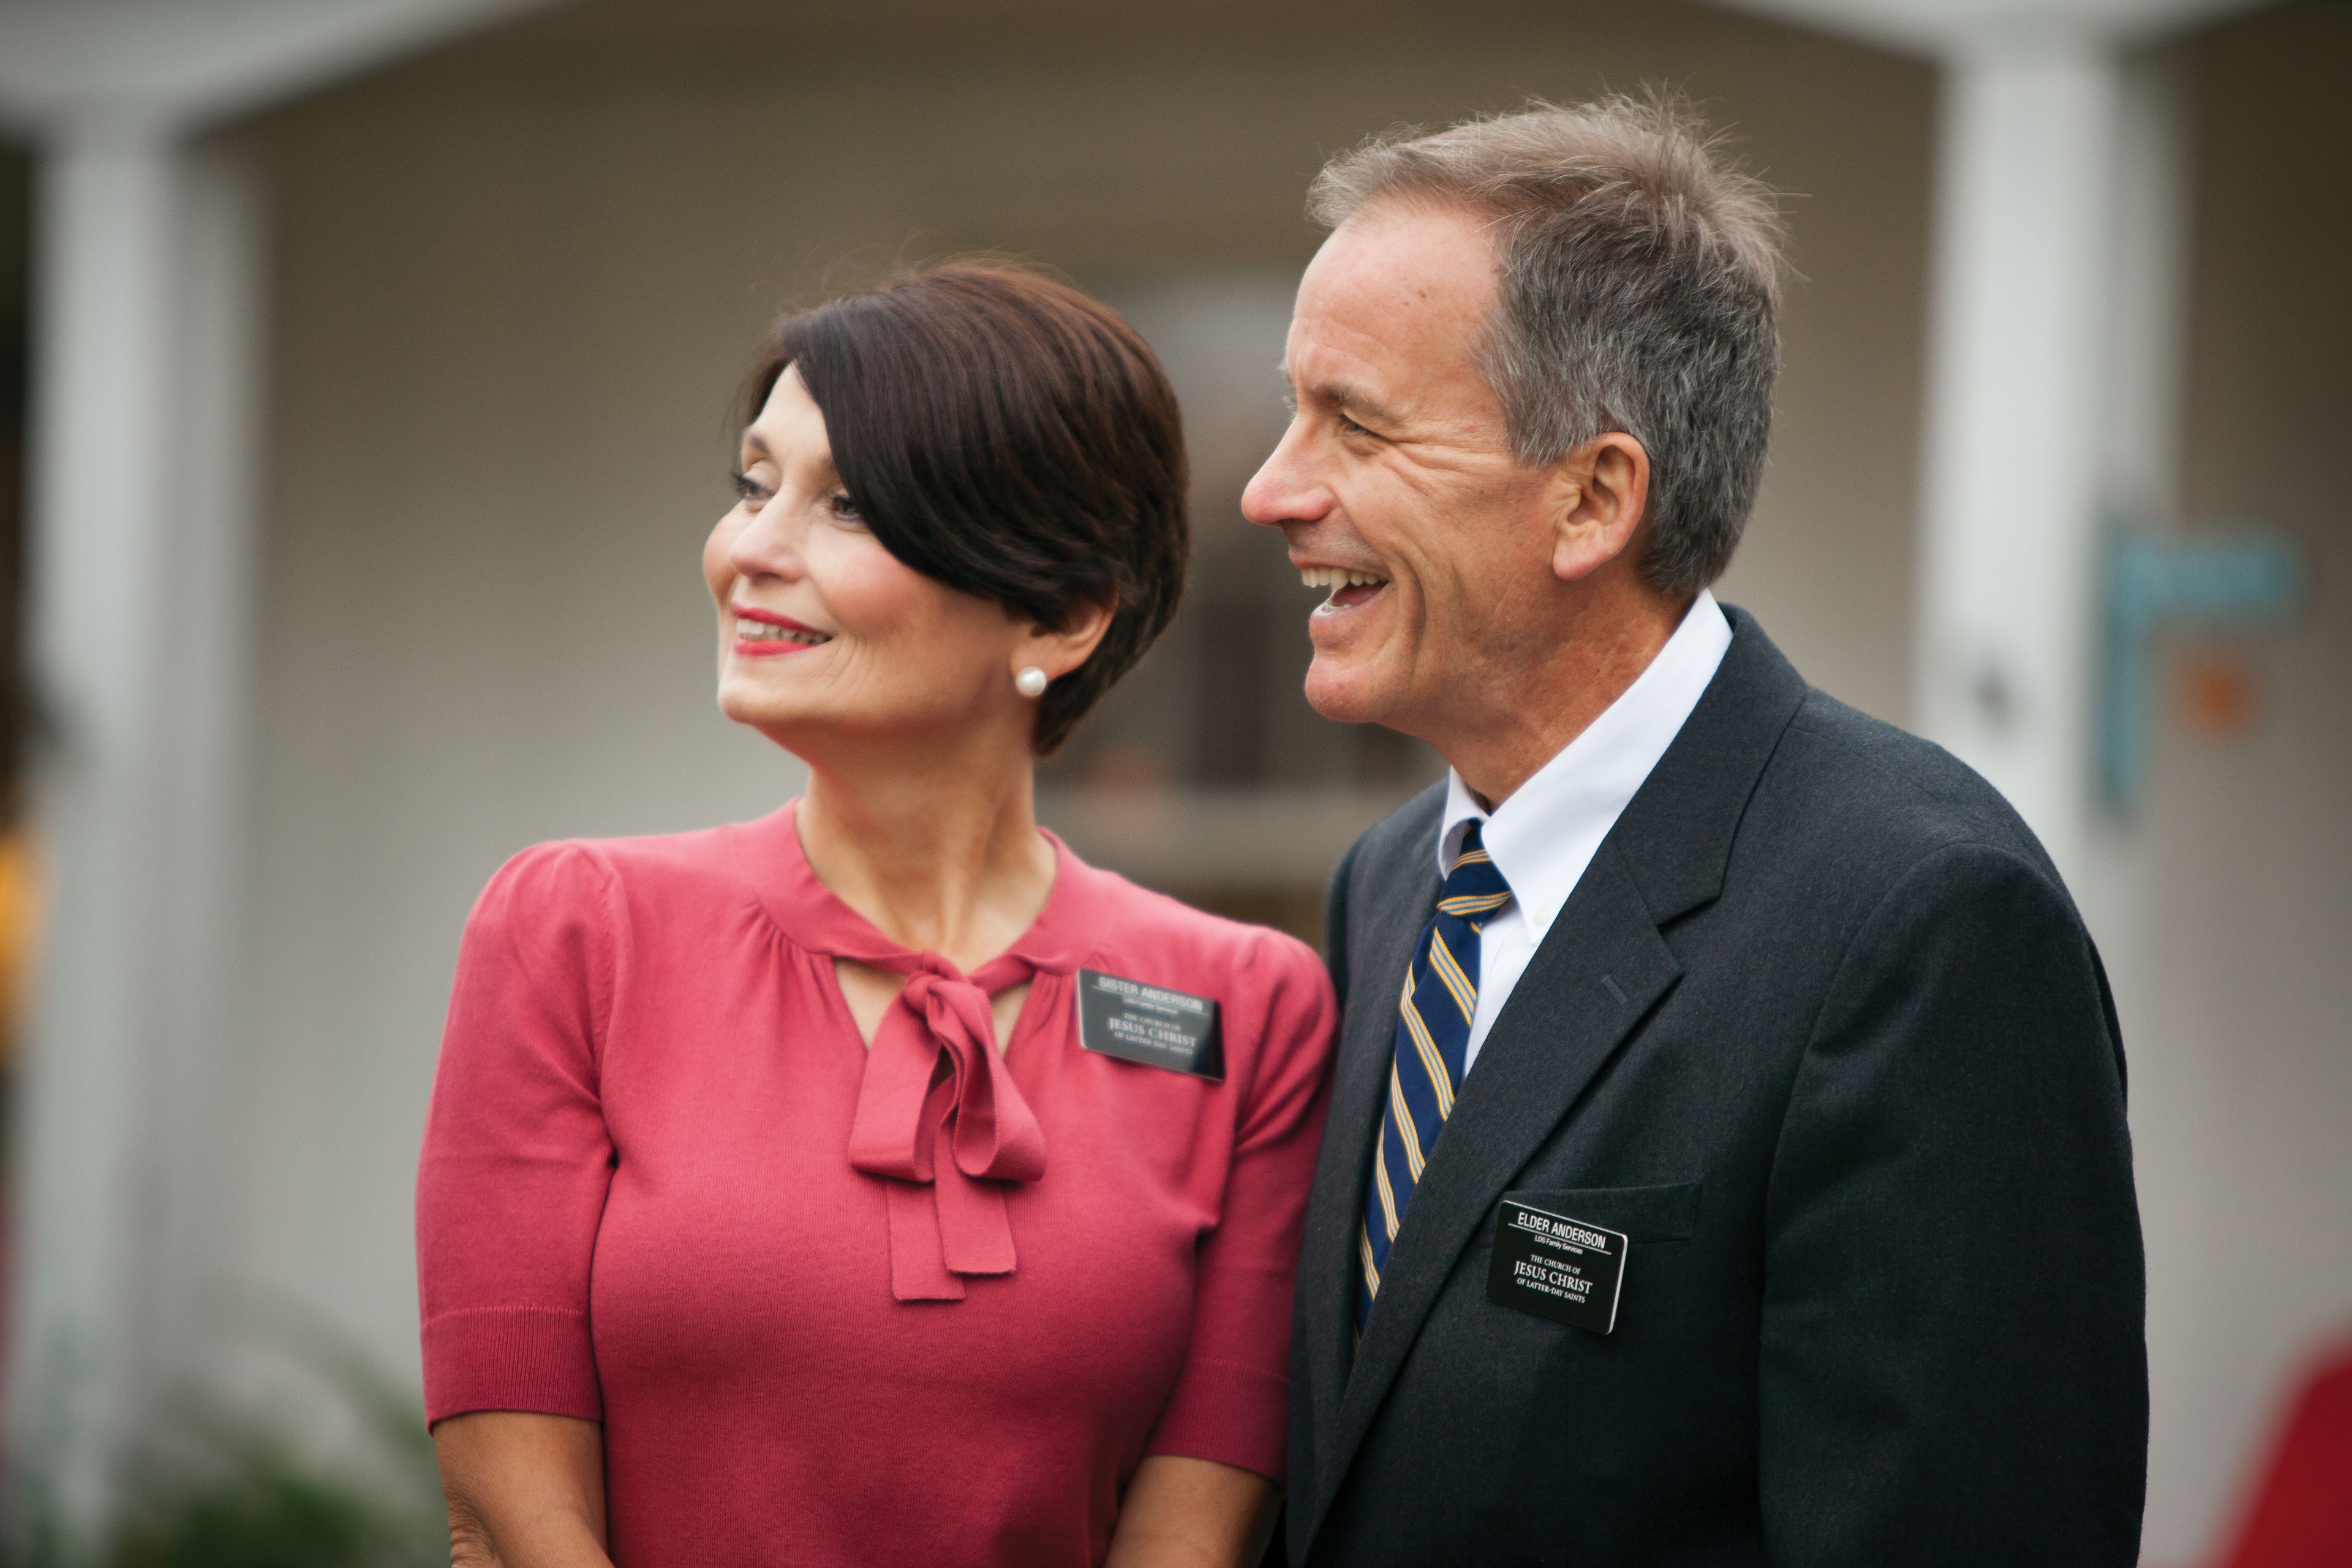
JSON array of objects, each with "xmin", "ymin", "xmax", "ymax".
[
  {"xmin": 1315, "ymin": 381, "xmax": 1402, "ymax": 428},
  {"xmin": 1275, "ymin": 364, "xmax": 1404, "ymax": 428}
]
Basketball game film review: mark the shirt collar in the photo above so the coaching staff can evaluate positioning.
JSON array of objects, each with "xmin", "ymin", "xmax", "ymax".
[{"xmin": 1439, "ymin": 589, "xmax": 1734, "ymax": 937}]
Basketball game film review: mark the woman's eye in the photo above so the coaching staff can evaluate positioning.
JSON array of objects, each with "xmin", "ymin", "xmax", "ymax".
[
  {"xmin": 731, "ymin": 470, "xmax": 771, "ymax": 505},
  {"xmin": 827, "ymin": 491, "xmax": 865, "ymax": 525}
]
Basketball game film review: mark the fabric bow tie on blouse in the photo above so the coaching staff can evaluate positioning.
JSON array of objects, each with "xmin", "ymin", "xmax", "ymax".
[{"xmin": 846, "ymin": 956, "xmax": 1046, "ymax": 1302}]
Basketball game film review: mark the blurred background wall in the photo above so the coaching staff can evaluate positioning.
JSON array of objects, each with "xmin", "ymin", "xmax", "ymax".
[
  {"xmin": 2135, "ymin": 3, "xmax": 2352, "ymax": 1550},
  {"xmin": 0, "ymin": 0, "xmax": 2344, "ymax": 1561}
]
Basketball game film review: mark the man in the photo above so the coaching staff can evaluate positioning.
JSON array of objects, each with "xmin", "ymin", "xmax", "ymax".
[{"xmin": 1246, "ymin": 96, "xmax": 2146, "ymax": 1566}]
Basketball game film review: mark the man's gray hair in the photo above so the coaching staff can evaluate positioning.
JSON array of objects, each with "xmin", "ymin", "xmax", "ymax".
[{"xmin": 1309, "ymin": 93, "xmax": 1788, "ymax": 595}]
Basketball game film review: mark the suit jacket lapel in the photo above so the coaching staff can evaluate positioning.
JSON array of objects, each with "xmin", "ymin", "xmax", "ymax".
[
  {"xmin": 1302, "ymin": 839, "xmax": 1681, "ymax": 1541},
  {"xmin": 1295, "ymin": 835, "xmax": 1439, "ymax": 1499}
]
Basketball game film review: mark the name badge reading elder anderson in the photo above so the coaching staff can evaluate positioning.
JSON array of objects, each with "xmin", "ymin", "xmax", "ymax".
[
  {"xmin": 1075, "ymin": 969, "xmax": 1223, "ymax": 1080},
  {"xmin": 1486, "ymin": 1199, "xmax": 1629, "ymax": 1334}
]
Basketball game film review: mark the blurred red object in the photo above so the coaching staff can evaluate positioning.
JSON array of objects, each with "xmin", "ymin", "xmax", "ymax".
[
  {"xmin": 2211, "ymin": 1336, "xmax": 2352, "ymax": 1568},
  {"xmin": 2174, "ymin": 649, "xmax": 2263, "ymax": 739}
]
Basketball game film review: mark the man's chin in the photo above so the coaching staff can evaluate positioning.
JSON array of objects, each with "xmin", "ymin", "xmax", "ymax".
[{"xmin": 1302, "ymin": 660, "xmax": 1395, "ymax": 729}]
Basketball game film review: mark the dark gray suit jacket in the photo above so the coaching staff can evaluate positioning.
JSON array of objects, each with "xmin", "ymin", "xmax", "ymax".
[{"xmin": 1286, "ymin": 610, "xmax": 2147, "ymax": 1567}]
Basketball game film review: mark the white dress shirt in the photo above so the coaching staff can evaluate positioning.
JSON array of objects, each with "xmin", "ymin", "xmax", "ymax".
[{"xmin": 1439, "ymin": 590, "xmax": 1733, "ymax": 1072}]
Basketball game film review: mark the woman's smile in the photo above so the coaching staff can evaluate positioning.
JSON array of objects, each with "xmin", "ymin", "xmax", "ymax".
[{"xmin": 729, "ymin": 603, "xmax": 834, "ymax": 657}]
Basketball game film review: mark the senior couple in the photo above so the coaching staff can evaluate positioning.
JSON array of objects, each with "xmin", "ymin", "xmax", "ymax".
[{"xmin": 415, "ymin": 96, "xmax": 2147, "ymax": 1567}]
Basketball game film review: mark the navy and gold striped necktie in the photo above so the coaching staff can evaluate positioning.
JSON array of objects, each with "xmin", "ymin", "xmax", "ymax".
[{"xmin": 1357, "ymin": 821, "xmax": 1513, "ymax": 1336}]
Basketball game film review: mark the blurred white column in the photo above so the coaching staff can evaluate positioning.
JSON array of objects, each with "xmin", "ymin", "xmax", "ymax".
[
  {"xmin": 0, "ymin": 0, "xmax": 567, "ymax": 1540},
  {"xmin": 1910, "ymin": 41, "xmax": 2201, "ymax": 966},
  {"xmin": 2078, "ymin": 53, "xmax": 2193, "ymax": 984},
  {"xmin": 148, "ymin": 137, "xmax": 273, "ymax": 1434},
  {"xmin": 8, "ymin": 119, "xmax": 189, "ymax": 1533},
  {"xmin": 1705, "ymin": 0, "xmax": 2244, "ymax": 914},
  {"xmin": 7, "ymin": 121, "xmax": 273, "ymax": 1540},
  {"xmin": 1910, "ymin": 42, "xmax": 2121, "ymax": 889},
  {"xmin": 2099, "ymin": 56, "xmax": 2193, "ymax": 533}
]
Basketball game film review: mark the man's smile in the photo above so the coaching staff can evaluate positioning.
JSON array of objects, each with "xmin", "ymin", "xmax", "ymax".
[{"xmin": 1297, "ymin": 564, "xmax": 1392, "ymax": 612}]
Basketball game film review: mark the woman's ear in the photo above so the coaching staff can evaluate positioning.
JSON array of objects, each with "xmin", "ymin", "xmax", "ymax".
[
  {"xmin": 1549, "ymin": 432, "xmax": 1652, "ymax": 584},
  {"xmin": 1014, "ymin": 598, "xmax": 1117, "ymax": 684}
]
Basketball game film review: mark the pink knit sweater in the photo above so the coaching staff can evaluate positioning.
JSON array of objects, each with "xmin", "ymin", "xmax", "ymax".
[{"xmin": 415, "ymin": 804, "xmax": 1336, "ymax": 1567}]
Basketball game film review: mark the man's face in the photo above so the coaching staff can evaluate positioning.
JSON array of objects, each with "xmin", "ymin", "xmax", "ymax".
[{"xmin": 1243, "ymin": 200, "xmax": 1566, "ymax": 737}]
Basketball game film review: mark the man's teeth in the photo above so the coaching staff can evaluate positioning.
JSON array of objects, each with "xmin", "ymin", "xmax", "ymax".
[
  {"xmin": 739, "ymin": 620, "xmax": 831, "ymax": 644},
  {"xmin": 1298, "ymin": 567, "xmax": 1389, "ymax": 590}
]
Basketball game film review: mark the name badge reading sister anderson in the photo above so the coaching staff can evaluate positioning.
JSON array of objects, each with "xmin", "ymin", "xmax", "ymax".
[{"xmin": 1076, "ymin": 969, "xmax": 1223, "ymax": 1080}]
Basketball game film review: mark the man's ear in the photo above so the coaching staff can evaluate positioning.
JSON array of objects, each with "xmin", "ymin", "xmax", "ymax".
[
  {"xmin": 1548, "ymin": 432, "xmax": 1652, "ymax": 584},
  {"xmin": 1014, "ymin": 598, "xmax": 1117, "ymax": 685}
]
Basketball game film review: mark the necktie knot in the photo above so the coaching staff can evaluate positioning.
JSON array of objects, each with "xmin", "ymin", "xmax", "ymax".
[{"xmin": 1436, "ymin": 822, "xmax": 1512, "ymax": 924}]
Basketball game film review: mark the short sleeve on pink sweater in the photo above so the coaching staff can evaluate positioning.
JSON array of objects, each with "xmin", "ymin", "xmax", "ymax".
[
  {"xmin": 415, "ymin": 842, "xmax": 619, "ymax": 1424},
  {"xmin": 1140, "ymin": 935, "xmax": 1337, "ymax": 1479}
]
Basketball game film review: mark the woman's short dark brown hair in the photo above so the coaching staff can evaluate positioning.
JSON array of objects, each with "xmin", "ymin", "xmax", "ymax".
[{"xmin": 742, "ymin": 262, "xmax": 1188, "ymax": 755}]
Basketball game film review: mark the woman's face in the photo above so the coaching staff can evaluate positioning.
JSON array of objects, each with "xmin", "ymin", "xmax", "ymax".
[{"xmin": 705, "ymin": 366, "xmax": 1042, "ymax": 758}]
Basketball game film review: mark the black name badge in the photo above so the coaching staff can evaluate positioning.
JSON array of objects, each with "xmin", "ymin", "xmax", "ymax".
[
  {"xmin": 1486, "ymin": 1199, "xmax": 1629, "ymax": 1334},
  {"xmin": 1075, "ymin": 968, "xmax": 1223, "ymax": 1080}
]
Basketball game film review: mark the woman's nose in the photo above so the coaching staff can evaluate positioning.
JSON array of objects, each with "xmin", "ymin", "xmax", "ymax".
[{"xmin": 726, "ymin": 503, "xmax": 802, "ymax": 581}]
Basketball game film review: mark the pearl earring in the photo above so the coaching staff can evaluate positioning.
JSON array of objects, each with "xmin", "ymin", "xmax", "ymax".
[{"xmin": 1014, "ymin": 666, "xmax": 1049, "ymax": 698}]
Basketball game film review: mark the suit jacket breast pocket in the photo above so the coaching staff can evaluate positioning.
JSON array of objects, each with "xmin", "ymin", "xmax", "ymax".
[{"xmin": 1478, "ymin": 1181, "xmax": 1704, "ymax": 1249}]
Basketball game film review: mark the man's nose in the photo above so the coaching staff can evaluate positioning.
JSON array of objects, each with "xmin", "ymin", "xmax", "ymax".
[{"xmin": 1241, "ymin": 421, "xmax": 1329, "ymax": 531}]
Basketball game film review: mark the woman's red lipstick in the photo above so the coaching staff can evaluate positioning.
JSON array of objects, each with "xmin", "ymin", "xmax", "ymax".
[{"xmin": 730, "ymin": 605, "xmax": 832, "ymax": 657}]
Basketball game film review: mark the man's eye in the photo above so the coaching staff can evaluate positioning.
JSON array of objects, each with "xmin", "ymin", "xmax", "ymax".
[{"xmin": 1338, "ymin": 414, "xmax": 1374, "ymax": 438}]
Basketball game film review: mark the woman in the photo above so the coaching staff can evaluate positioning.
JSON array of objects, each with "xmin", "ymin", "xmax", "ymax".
[{"xmin": 415, "ymin": 262, "xmax": 1337, "ymax": 1568}]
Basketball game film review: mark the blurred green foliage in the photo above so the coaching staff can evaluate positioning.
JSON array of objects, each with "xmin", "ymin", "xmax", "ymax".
[
  {"xmin": 2, "ymin": 1316, "xmax": 448, "ymax": 1568},
  {"xmin": 4, "ymin": 1448, "xmax": 443, "ymax": 1568},
  {"xmin": 107, "ymin": 1441, "xmax": 443, "ymax": 1568}
]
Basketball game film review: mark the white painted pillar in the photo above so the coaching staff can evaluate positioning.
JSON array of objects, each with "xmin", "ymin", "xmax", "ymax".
[
  {"xmin": 0, "ymin": 3, "xmax": 565, "ymax": 1537},
  {"xmin": 1910, "ymin": 41, "xmax": 2122, "ymax": 889},
  {"xmin": 2100, "ymin": 56, "xmax": 2193, "ymax": 533},
  {"xmin": 2077, "ymin": 53, "xmax": 2193, "ymax": 979},
  {"xmin": 1909, "ymin": 39, "xmax": 2204, "ymax": 954},
  {"xmin": 9, "ymin": 118, "xmax": 189, "ymax": 1530},
  {"xmin": 146, "ymin": 137, "xmax": 272, "ymax": 1411}
]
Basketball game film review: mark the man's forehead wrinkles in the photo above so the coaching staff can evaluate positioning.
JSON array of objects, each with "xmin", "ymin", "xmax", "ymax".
[
  {"xmin": 1294, "ymin": 347, "xmax": 1494, "ymax": 442},
  {"xmin": 1311, "ymin": 296, "xmax": 1468, "ymax": 383},
  {"xmin": 1292, "ymin": 322, "xmax": 1403, "ymax": 384}
]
